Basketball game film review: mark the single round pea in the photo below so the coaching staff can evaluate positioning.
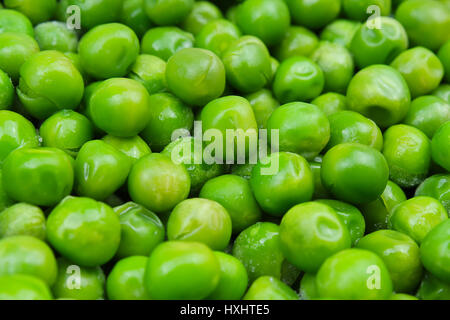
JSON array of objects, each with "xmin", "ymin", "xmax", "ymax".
[
  {"xmin": 140, "ymin": 93, "xmax": 194, "ymax": 152},
  {"xmin": 120, "ymin": 0, "xmax": 153, "ymax": 38},
  {"xmin": 346, "ymin": 65, "xmax": 411, "ymax": 128},
  {"xmin": 389, "ymin": 196, "xmax": 448, "ymax": 244},
  {"xmin": 3, "ymin": 147, "xmax": 74, "ymax": 206},
  {"xmin": 222, "ymin": 36, "xmax": 272, "ymax": 93},
  {"xmin": 0, "ymin": 9, "xmax": 34, "ymax": 36},
  {"xmin": 236, "ymin": 0, "xmax": 290, "ymax": 47},
  {"xmin": 433, "ymin": 84, "xmax": 450, "ymax": 104},
  {"xmin": 199, "ymin": 174, "xmax": 262, "ymax": 234},
  {"xmin": 34, "ymin": 21, "xmax": 78, "ymax": 52},
  {"xmin": 47, "ymin": 196, "xmax": 121, "ymax": 267},
  {"xmin": 106, "ymin": 256, "xmax": 150, "ymax": 300},
  {"xmin": 0, "ymin": 203, "xmax": 46, "ymax": 240},
  {"xmin": 128, "ymin": 54, "xmax": 167, "ymax": 95},
  {"xmin": 383, "ymin": 124, "xmax": 431, "ymax": 188},
  {"xmin": 431, "ymin": 122, "xmax": 450, "ymax": 171},
  {"xmin": 403, "ymin": 96, "xmax": 450, "ymax": 138},
  {"xmin": 359, "ymin": 180, "xmax": 407, "ymax": 233},
  {"xmin": 17, "ymin": 50, "xmax": 84, "ymax": 120},
  {"xmin": 0, "ymin": 110, "xmax": 39, "ymax": 164},
  {"xmin": 57, "ymin": 0, "xmax": 123, "ymax": 30},
  {"xmin": 0, "ymin": 69, "xmax": 14, "ymax": 110},
  {"xmin": 315, "ymin": 199, "xmax": 366, "ymax": 246},
  {"xmin": 322, "ymin": 143, "xmax": 389, "ymax": 205},
  {"xmin": 141, "ymin": 26, "xmax": 194, "ymax": 61},
  {"xmin": 128, "ymin": 153, "xmax": 191, "ymax": 213},
  {"xmin": 232, "ymin": 222, "xmax": 284, "ymax": 283},
  {"xmin": 102, "ymin": 135, "xmax": 151, "ymax": 164},
  {"xmin": 52, "ymin": 257, "xmax": 105, "ymax": 300},
  {"xmin": 438, "ymin": 40, "xmax": 450, "ymax": 83},
  {"xmin": 320, "ymin": 19, "xmax": 360, "ymax": 49},
  {"xmin": 144, "ymin": 0, "xmax": 194, "ymax": 26},
  {"xmin": 0, "ymin": 274, "xmax": 52, "ymax": 300},
  {"xmin": 0, "ymin": 32, "xmax": 39, "ymax": 82},
  {"xmin": 167, "ymin": 198, "xmax": 232, "ymax": 250},
  {"xmin": 250, "ymin": 152, "xmax": 314, "ymax": 216},
  {"xmin": 79, "ymin": 23, "xmax": 139, "ymax": 80},
  {"xmin": 316, "ymin": 248, "xmax": 393, "ymax": 300},
  {"xmin": 356, "ymin": 230, "xmax": 423, "ymax": 293},
  {"xmin": 420, "ymin": 219, "xmax": 450, "ymax": 282},
  {"xmin": 391, "ymin": 47, "xmax": 444, "ymax": 98},
  {"xmin": 245, "ymin": 89, "xmax": 279, "ymax": 129},
  {"xmin": 285, "ymin": 0, "xmax": 341, "ymax": 30},
  {"xmin": 88, "ymin": 78, "xmax": 151, "ymax": 137},
  {"xmin": 144, "ymin": 241, "xmax": 220, "ymax": 300},
  {"xmin": 280, "ymin": 202, "xmax": 351, "ymax": 273},
  {"xmin": 4, "ymin": 0, "xmax": 57, "ymax": 25},
  {"xmin": 40, "ymin": 110, "xmax": 94, "ymax": 157},
  {"xmin": 342, "ymin": 0, "xmax": 391, "ymax": 21},
  {"xmin": 416, "ymin": 174, "xmax": 450, "ymax": 214},
  {"xmin": 181, "ymin": 1, "xmax": 222, "ymax": 36},
  {"xmin": 195, "ymin": 19, "xmax": 241, "ymax": 58},
  {"xmin": 267, "ymin": 102, "xmax": 330, "ymax": 159},
  {"xmin": 326, "ymin": 111, "xmax": 383, "ymax": 151},
  {"xmin": 312, "ymin": 41, "xmax": 354, "ymax": 94},
  {"xmin": 395, "ymin": 0, "xmax": 450, "ymax": 51},
  {"xmin": 299, "ymin": 273, "xmax": 318, "ymax": 300},
  {"xmin": 417, "ymin": 272, "xmax": 450, "ymax": 300},
  {"xmin": 243, "ymin": 276, "xmax": 298, "ymax": 300},
  {"xmin": 0, "ymin": 235, "xmax": 57, "ymax": 286},
  {"xmin": 311, "ymin": 92, "xmax": 347, "ymax": 117},
  {"xmin": 166, "ymin": 48, "xmax": 225, "ymax": 106},
  {"xmin": 274, "ymin": 26, "xmax": 318, "ymax": 61},
  {"xmin": 273, "ymin": 56, "xmax": 324, "ymax": 103}
]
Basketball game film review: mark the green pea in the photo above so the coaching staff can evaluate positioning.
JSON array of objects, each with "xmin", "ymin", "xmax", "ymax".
[
  {"xmin": 285, "ymin": 0, "xmax": 341, "ymax": 30},
  {"xmin": 34, "ymin": 21, "xmax": 78, "ymax": 52},
  {"xmin": 141, "ymin": 26, "xmax": 194, "ymax": 61},
  {"xmin": 310, "ymin": 158, "xmax": 331, "ymax": 200},
  {"xmin": 346, "ymin": 65, "xmax": 411, "ymax": 128},
  {"xmin": 79, "ymin": 23, "xmax": 139, "ymax": 80},
  {"xmin": 395, "ymin": 0, "xmax": 450, "ymax": 51},
  {"xmin": 144, "ymin": 0, "xmax": 194, "ymax": 26},
  {"xmin": 433, "ymin": 84, "xmax": 450, "ymax": 104},
  {"xmin": 3, "ymin": 147, "xmax": 74, "ymax": 206},
  {"xmin": 128, "ymin": 54, "xmax": 167, "ymax": 95},
  {"xmin": 195, "ymin": 19, "xmax": 241, "ymax": 58},
  {"xmin": 390, "ymin": 293, "xmax": 419, "ymax": 300},
  {"xmin": 299, "ymin": 273, "xmax": 318, "ymax": 300},
  {"xmin": 52, "ymin": 257, "xmax": 105, "ymax": 300},
  {"xmin": 415, "ymin": 174, "xmax": 450, "ymax": 214},
  {"xmin": 326, "ymin": 111, "xmax": 383, "ymax": 151},
  {"xmin": 0, "ymin": 274, "xmax": 52, "ymax": 300},
  {"xmin": 40, "ymin": 110, "xmax": 94, "ymax": 157},
  {"xmin": 322, "ymin": 143, "xmax": 389, "ymax": 205},
  {"xmin": 106, "ymin": 256, "xmax": 150, "ymax": 300},
  {"xmin": 231, "ymin": 163, "xmax": 255, "ymax": 181},
  {"xmin": 199, "ymin": 174, "xmax": 262, "ymax": 234},
  {"xmin": 342, "ymin": 0, "xmax": 391, "ymax": 21},
  {"xmin": 0, "ymin": 32, "xmax": 39, "ymax": 82},
  {"xmin": 0, "ymin": 9, "xmax": 34, "ymax": 36},
  {"xmin": 320, "ymin": 19, "xmax": 360, "ymax": 49},
  {"xmin": 267, "ymin": 102, "xmax": 330, "ymax": 159},
  {"xmin": 0, "ymin": 203, "xmax": 46, "ymax": 240},
  {"xmin": 145, "ymin": 241, "xmax": 220, "ymax": 300},
  {"xmin": 4, "ymin": 0, "xmax": 57, "ymax": 25},
  {"xmin": 420, "ymin": 219, "xmax": 450, "ymax": 282},
  {"xmin": 181, "ymin": 1, "xmax": 222, "ymax": 36},
  {"xmin": 274, "ymin": 26, "xmax": 318, "ymax": 61},
  {"xmin": 389, "ymin": 196, "xmax": 448, "ymax": 244},
  {"xmin": 316, "ymin": 248, "xmax": 393, "ymax": 300},
  {"xmin": 244, "ymin": 276, "xmax": 298, "ymax": 300},
  {"xmin": 250, "ymin": 152, "xmax": 314, "ymax": 216},
  {"xmin": 166, "ymin": 48, "xmax": 225, "ymax": 107},
  {"xmin": 273, "ymin": 56, "xmax": 324, "ymax": 103},
  {"xmin": 311, "ymin": 92, "xmax": 347, "ymax": 117},
  {"xmin": 102, "ymin": 135, "xmax": 151, "ymax": 164},
  {"xmin": 0, "ymin": 235, "xmax": 57, "ymax": 285},
  {"xmin": 47, "ymin": 196, "xmax": 121, "ymax": 267},
  {"xmin": 315, "ymin": 199, "xmax": 366, "ymax": 246},
  {"xmin": 140, "ymin": 93, "xmax": 194, "ymax": 152},
  {"xmin": 120, "ymin": 0, "xmax": 153, "ymax": 38},
  {"xmin": 438, "ymin": 40, "xmax": 450, "ymax": 83},
  {"xmin": 236, "ymin": 0, "xmax": 290, "ymax": 47},
  {"xmin": 207, "ymin": 251, "xmax": 248, "ymax": 300},
  {"xmin": 244, "ymin": 89, "xmax": 279, "ymax": 130},
  {"xmin": 17, "ymin": 50, "xmax": 84, "ymax": 120},
  {"xmin": 64, "ymin": 52, "xmax": 90, "ymax": 83},
  {"xmin": 222, "ymin": 36, "xmax": 272, "ymax": 93},
  {"xmin": 0, "ymin": 69, "xmax": 14, "ymax": 110},
  {"xmin": 383, "ymin": 124, "xmax": 431, "ymax": 188},
  {"xmin": 416, "ymin": 272, "xmax": 450, "ymax": 300},
  {"xmin": 359, "ymin": 180, "xmax": 407, "ymax": 233},
  {"xmin": 431, "ymin": 122, "xmax": 450, "ymax": 171}
]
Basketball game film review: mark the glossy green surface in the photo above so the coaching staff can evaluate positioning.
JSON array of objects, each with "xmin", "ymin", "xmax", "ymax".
[
  {"xmin": 438, "ymin": 40, "xmax": 450, "ymax": 83},
  {"xmin": 181, "ymin": 1, "xmax": 222, "ymax": 35},
  {"xmin": 342, "ymin": 0, "xmax": 391, "ymax": 21},
  {"xmin": 275, "ymin": 26, "xmax": 318, "ymax": 61},
  {"xmin": 34, "ymin": 21, "xmax": 78, "ymax": 52},
  {"xmin": 243, "ymin": 276, "xmax": 298, "ymax": 300},
  {"xmin": 4, "ymin": 0, "xmax": 57, "ymax": 25},
  {"xmin": 431, "ymin": 122, "xmax": 450, "ymax": 171},
  {"xmin": 144, "ymin": 0, "xmax": 194, "ymax": 26},
  {"xmin": 0, "ymin": 203, "xmax": 46, "ymax": 240},
  {"xmin": 311, "ymin": 92, "xmax": 347, "ymax": 117},
  {"xmin": 245, "ymin": 89, "xmax": 279, "ymax": 129},
  {"xmin": 320, "ymin": 19, "xmax": 360, "ymax": 49},
  {"xmin": 285, "ymin": 0, "xmax": 341, "ymax": 30},
  {"xmin": 0, "ymin": 9, "xmax": 34, "ymax": 36},
  {"xmin": 0, "ymin": 68, "xmax": 14, "ymax": 110},
  {"xmin": 128, "ymin": 54, "xmax": 167, "ymax": 95},
  {"xmin": 195, "ymin": 19, "xmax": 241, "ymax": 57},
  {"xmin": 416, "ymin": 272, "xmax": 450, "ymax": 300},
  {"xmin": 415, "ymin": 174, "xmax": 450, "ymax": 214},
  {"xmin": 141, "ymin": 26, "xmax": 194, "ymax": 61},
  {"xmin": 0, "ymin": 274, "xmax": 52, "ymax": 300},
  {"xmin": 433, "ymin": 84, "xmax": 450, "ymax": 104},
  {"xmin": 102, "ymin": 135, "xmax": 151, "ymax": 164},
  {"xmin": 120, "ymin": 0, "xmax": 153, "ymax": 38}
]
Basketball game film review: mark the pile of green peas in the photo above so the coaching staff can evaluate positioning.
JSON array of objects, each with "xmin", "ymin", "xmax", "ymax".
[{"xmin": 0, "ymin": 0, "xmax": 449, "ymax": 301}]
